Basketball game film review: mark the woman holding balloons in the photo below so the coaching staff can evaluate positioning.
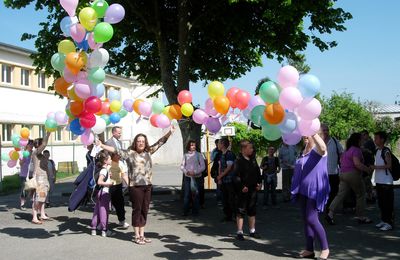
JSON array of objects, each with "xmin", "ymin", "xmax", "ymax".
[{"xmin": 97, "ymin": 126, "xmax": 175, "ymax": 245}]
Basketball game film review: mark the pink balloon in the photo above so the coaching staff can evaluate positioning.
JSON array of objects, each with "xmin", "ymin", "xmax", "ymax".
[
  {"xmin": 205, "ymin": 117, "xmax": 221, "ymax": 133},
  {"xmin": 282, "ymin": 130, "xmax": 302, "ymax": 145},
  {"xmin": 277, "ymin": 65, "xmax": 299, "ymax": 88},
  {"xmin": 63, "ymin": 67, "xmax": 77, "ymax": 83},
  {"xmin": 138, "ymin": 102, "xmax": 152, "ymax": 117},
  {"xmin": 75, "ymin": 80, "xmax": 91, "ymax": 99},
  {"xmin": 177, "ymin": 90, "xmax": 192, "ymax": 105},
  {"xmin": 156, "ymin": 114, "xmax": 171, "ymax": 128},
  {"xmin": 77, "ymin": 71, "xmax": 88, "ymax": 81},
  {"xmin": 297, "ymin": 98, "xmax": 322, "ymax": 120},
  {"xmin": 47, "ymin": 112, "xmax": 55, "ymax": 119},
  {"xmin": 204, "ymin": 98, "xmax": 218, "ymax": 116},
  {"xmin": 192, "ymin": 109, "xmax": 209, "ymax": 124},
  {"xmin": 247, "ymin": 95, "xmax": 265, "ymax": 111},
  {"xmin": 55, "ymin": 111, "xmax": 68, "ymax": 125},
  {"xmin": 7, "ymin": 160, "xmax": 17, "ymax": 168},
  {"xmin": 19, "ymin": 138, "xmax": 29, "ymax": 147},
  {"xmin": 235, "ymin": 90, "xmax": 251, "ymax": 110},
  {"xmin": 279, "ymin": 87, "xmax": 303, "ymax": 111},
  {"xmin": 70, "ymin": 23, "xmax": 86, "ymax": 43},
  {"xmin": 88, "ymin": 32, "xmax": 103, "ymax": 50},
  {"xmin": 298, "ymin": 118, "xmax": 321, "ymax": 136},
  {"xmin": 60, "ymin": 0, "xmax": 78, "ymax": 17},
  {"xmin": 81, "ymin": 130, "xmax": 94, "ymax": 145}
]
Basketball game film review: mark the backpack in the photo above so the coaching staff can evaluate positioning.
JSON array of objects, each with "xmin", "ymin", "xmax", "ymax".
[
  {"xmin": 210, "ymin": 152, "xmax": 221, "ymax": 178},
  {"xmin": 90, "ymin": 166, "xmax": 109, "ymax": 190},
  {"xmin": 381, "ymin": 147, "xmax": 400, "ymax": 181}
]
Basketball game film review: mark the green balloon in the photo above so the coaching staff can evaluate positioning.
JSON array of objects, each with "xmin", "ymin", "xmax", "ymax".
[
  {"xmin": 1, "ymin": 152, "xmax": 10, "ymax": 161},
  {"xmin": 50, "ymin": 53, "xmax": 66, "ymax": 72},
  {"xmin": 262, "ymin": 124, "xmax": 282, "ymax": 141},
  {"xmin": 118, "ymin": 108, "xmax": 128, "ymax": 118},
  {"xmin": 152, "ymin": 101, "xmax": 165, "ymax": 114},
  {"xmin": 22, "ymin": 151, "xmax": 30, "ymax": 158},
  {"xmin": 259, "ymin": 81, "xmax": 280, "ymax": 104},
  {"xmin": 91, "ymin": 0, "xmax": 109, "ymax": 18},
  {"xmin": 45, "ymin": 118, "xmax": 58, "ymax": 129},
  {"xmin": 250, "ymin": 105, "xmax": 267, "ymax": 127},
  {"xmin": 88, "ymin": 67, "xmax": 106, "ymax": 84},
  {"xmin": 101, "ymin": 114, "xmax": 111, "ymax": 126},
  {"xmin": 93, "ymin": 22, "xmax": 114, "ymax": 43},
  {"xmin": 11, "ymin": 134, "xmax": 20, "ymax": 147}
]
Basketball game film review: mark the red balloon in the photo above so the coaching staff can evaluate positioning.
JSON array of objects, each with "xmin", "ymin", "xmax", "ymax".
[
  {"xmin": 79, "ymin": 112, "xmax": 96, "ymax": 128},
  {"xmin": 85, "ymin": 96, "xmax": 102, "ymax": 114},
  {"xmin": 226, "ymin": 87, "xmax": 240, "ymax": 108},
  {"xmin": 150, "ymin": 114, "xmax": 159, "ymax": 127},
  {"xmin": 235, "ymin": 90, "xmax": 251, "ymax": 110},
  {"xmin": 177, "ymin": 90, "xmax": 192, "ymax": 105},
  {"xmin": 101, "ymin": 101, "xmax": 112, "ymax": 115}
]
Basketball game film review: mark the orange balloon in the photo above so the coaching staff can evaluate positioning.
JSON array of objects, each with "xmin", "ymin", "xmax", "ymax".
[
  {"xmin": 264, "ymin": 103, "xmax": 285, "ymax": 125},
  {"xmin": 213, "ymin": 96, "xmax": 230, "ymax": 115},
  {"xmin": 14, "ymin": 147, "xmax": 21, "ymax": 152},
  {"xmin": 169, "ymin": 104, "xmax": 182, "ymax": 120},
  {"xmin": 101, "ymin": 101, "xmax": 112, "ymax": 115},
  {"xmin": 54, "ymin": 77, "xmax": 71, "ymax": 97},
  {"xmin": 133, "ymin": 99, "xmax": 144, "ymax": 115},
  {"xmin": 65, "ymin": 52, "xmax": 87, "ymax": 75},
  {"xmin": 67, "ymin": 86, "xmax": 83, "ymax": 101},
  {"xmin": 20, "ymin": 127, "xmax": 30, "ymax": 139},
  {"xmin": 70, "ymin": 101, "xmax": 84, "ymax": 116}
]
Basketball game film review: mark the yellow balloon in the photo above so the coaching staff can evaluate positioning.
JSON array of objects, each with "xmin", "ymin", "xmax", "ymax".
[
  {"xmin": 208, "ymin": 81, "xmax": 225, "ymax": 99},
  {"xmin": 67, "ymin": 86, "xmax": 83, "ymax": 101},
  {"xmin": 110, "ymin": 100, "xmax": 122, "ymax": 113},
  {"xmin": 58, "ymin": 40, "xmax": 76, "ymax": 55},
  {"xmin": 79, "ymin": 7, "xmax": 98, "ymax": 31},
  {"xmin": 181, "ymin": 103, "xmax": 194, "ymax": 117},
  {"xmin": 162, "ymin": 106, "xmax": 173, "ymax": 120}
]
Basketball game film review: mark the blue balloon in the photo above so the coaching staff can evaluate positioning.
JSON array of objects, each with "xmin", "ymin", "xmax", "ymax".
[
  {"xmin": 60, "ymin": 16, "xmax": 73, "ymax": 37},
  {"xmin": 90, "ymin": 83, "xmax": 105, "ymax": 98},
  {"xmin": 278, "ymin": 112, "xmax": 298, "ymax": 134},
  {"xmin": 298, "ymin": 74, "xmax": 321, "ymax": 98},
  {"xmin": 77, "ymin": 40, "xmax": 89, "ymax": 52},
  {"xmin": 108, "ymin": 89, "xmax": 121, "ymax": 101},
  {"xmin": 109, "ymin": 113, "xmax": 121, "ymax": 124},
  {"xmin": 70, "ymin": 118, "xmax": 85, "ymax": 135}
]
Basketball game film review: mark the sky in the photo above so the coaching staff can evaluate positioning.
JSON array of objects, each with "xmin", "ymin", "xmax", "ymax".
[{"xmin": 1, "ymin": 0, "xmax": 399, "ymax": 107}]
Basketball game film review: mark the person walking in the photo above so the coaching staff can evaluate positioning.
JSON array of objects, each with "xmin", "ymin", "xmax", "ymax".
[
  {"xmin": 260, "ymin": 146, "xmax": 280, "ymax": 208},
  {"xmin": 43, "ymin": 150, "xmax": 56, "ymax": 207},
  {"xmin": 278, "ymin": 143, "xmax": 297, "ymax": 202}
]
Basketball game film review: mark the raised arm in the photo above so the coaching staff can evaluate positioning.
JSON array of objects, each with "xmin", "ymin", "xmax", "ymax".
[
  {"xmin": 311, "ymin": 133, "xmax": 327, "ymax": 156},
  {"xmin": 96, "ymin": 139, "xmax": 130, "ymax": 160},
  {"xmin": 149, "ymin": 126, "xmax": 175, "ymax": 154},
  {"xmin": 37, "ymin": 132, "xmax": 51, "ymax": 154}
]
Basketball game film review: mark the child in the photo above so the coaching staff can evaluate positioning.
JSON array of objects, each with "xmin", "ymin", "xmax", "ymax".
[
  {"xmin": 234, "ymin": 141, "xmax": 262, "ymax": 240},
  {"xmin": 43, "ymin": 150, "xmax": 57, "ymax": 207},
  {"xmin": 91, "ymin": 151, "xmax": 115, "ymax": 237},
  {"xmin": 260, "ymin": 146, "xmax": 280, "ymax": 208}
]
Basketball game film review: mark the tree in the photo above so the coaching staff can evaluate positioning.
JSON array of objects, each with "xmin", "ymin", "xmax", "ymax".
[
  {"xmin": 374, "ymin": 116, "xmax": 400, "ymax": 150},
  {"xmin": 5, "ymin": 0, "xmax": 352, "ymax": 149}
]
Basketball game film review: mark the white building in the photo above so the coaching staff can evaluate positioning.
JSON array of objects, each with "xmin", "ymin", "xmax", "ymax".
[
  {"xmin": 374, "ymin": 104, "xmax": 400, "ymax": 121},
  {"xmin": 0, "ymin": 42, "xmax": 182, "ymax": 177}
]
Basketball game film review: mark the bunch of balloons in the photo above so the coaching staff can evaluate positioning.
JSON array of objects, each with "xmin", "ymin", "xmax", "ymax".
[
  {"xmin": 50, "ymin": 0, "xmax": 125, "ymax": 145},
  {"xmin": 1, "ymin": 127, "xmax": 31, "ymax": 168}
]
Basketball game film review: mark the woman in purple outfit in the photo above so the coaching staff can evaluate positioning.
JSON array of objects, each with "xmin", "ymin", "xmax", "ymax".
[{"xmin": 291, "ymin": 133, "xmax": 330, "ymax": 260}]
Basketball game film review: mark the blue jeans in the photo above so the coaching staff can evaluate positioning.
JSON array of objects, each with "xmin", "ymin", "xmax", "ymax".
[
  {"xmin": 183, "ymin": 176, "xmax": 202, "ymax": 215},
  {"xmin": 263, "ymin": 174, "xmax": 277, "ymax": 205}
]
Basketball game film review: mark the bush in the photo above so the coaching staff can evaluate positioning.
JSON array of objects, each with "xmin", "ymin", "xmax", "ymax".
[{"xmin": 0, "ymin": 174, "xmax": 21, "ymax": 194}]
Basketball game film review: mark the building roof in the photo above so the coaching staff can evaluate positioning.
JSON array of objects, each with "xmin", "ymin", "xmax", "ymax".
[{"xmin": 375, "ymin": 104, "xmax": 400, "ymax": 114}]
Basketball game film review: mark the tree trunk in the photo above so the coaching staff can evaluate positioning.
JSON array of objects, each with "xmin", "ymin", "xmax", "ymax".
[{"xmin": 179, "ymin": 119, "xmax": 202, "ymax": 149}]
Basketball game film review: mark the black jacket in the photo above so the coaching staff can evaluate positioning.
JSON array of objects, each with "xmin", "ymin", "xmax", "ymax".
[{"xmin": 234, "ymin": 154, "xmax": 262, "ymax": 190}]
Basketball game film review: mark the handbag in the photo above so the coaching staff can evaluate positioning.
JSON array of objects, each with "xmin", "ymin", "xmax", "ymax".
[{"xmin": 24, "ymin": 157, "xmax": 37, "ymax": 191}]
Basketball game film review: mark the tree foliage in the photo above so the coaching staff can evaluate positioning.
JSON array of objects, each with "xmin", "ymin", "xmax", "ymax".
[{"xmin": 374, "ymin": 116, "xmax": 400, "ymax": 149}]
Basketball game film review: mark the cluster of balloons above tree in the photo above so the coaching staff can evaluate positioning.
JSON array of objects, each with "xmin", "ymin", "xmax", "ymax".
[{"xmin": 1, "ymin": 128, "xmax": 32, "ymax": 168}]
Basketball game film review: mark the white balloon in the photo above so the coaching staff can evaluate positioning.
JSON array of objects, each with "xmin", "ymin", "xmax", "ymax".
[
  {"xmin": 92, "ymin": 117, "xmax": 107, "ymax": 134},
  {"xmin": 88, "ymin": 48, "xmax": 109, "ymax": 68}
]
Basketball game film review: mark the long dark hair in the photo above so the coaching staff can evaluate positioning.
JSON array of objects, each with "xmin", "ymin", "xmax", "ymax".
[
  {"xmin": 130, "ymin": 133, "xmax": 150, "ymax": 152},
  {"xmin": 96, "ymin": 151, "xmax": 110, "ymax": 168},
  {"xmin": 185, "ymin": 140, "xmax": 198, "ymax": 152},
  {"xmin": 346, "ymin": 133, "xmax": 361, "ymax": 151},
  {"xmin": 33, "ymin": 138, "xmax": 43, "ymax": 149}
]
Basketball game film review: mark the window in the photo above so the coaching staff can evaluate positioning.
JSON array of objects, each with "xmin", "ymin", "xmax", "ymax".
[
  {"xmin": 1, "ymin": 64, "xmax": 12, "ymax": 83},
  {"xmin": 1, "ymin": 124, "xmax": 12, "ymax": 142},
  {"xmin": 54, "ymin": 128, "xmax": 62, "ymax": 142},
  {"xmin": 39, "ymin": 125, "xmax": 46, "ymax": 138},
  {"xmin": 38, "ymin": 72, "xmax": 46, "ymax": 89},
  {"xmin": 21, "ymin": 68, "xmax": 30, "ymax": 86}
]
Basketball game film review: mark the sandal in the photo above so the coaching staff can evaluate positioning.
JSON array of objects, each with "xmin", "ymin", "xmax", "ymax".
[
  {"xmin": 299, "ymin": 251, "xmax": 315, "ymax": 259},
  {"xmin": 134, "ymin": 237, "xmax": 146, "ymax": 245},
  {"xmin": 141, "ymin": 236, "xmax": 152, "ymax": 243},
  {"xmin": 39, "ymin": 216, "xmax": 53, "ymax": 221},
  {"xmin": 31, "ymin": 220, "xmax": 43, "ymax": 225}
]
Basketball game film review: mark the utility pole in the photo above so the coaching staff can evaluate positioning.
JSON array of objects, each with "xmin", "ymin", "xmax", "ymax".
[{"xmin": 0, "ymin": 133, "xmax": 3, "ymax": 191}]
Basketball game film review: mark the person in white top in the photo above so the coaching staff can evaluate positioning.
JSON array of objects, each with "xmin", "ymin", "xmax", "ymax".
[{"xmin": 371, "ymin": 131, "xmax": 394, "ymax": 231}]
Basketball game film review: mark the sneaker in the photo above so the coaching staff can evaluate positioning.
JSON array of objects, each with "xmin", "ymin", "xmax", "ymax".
[
  {"xmin": 249, "ymin": 232, "xmax": 261, "ymax": 238},
  {"xmin": 101, "ymin": 230, "xmax": 115, "ymax": 237},
  {"xmin": 20, "ymin": 205, "xmax": 27, "ymax": 211},
  {"xmin": 375, "ymin": 221, "xmax": 386, "ymax": 228},
  {"xmin": 119, "ymin": 221, "xmax": 130, "ymax": 229},
  {"xmin": 236, "ymin": 233, "xmax": 245, "ymax": 241},
  {"xmin": 379, "ymin": 223, "xmax": 393, "ymax": 231},
  {"xmin": 91, "ymin": 230, "xmax": 97, "ymax": 236}
]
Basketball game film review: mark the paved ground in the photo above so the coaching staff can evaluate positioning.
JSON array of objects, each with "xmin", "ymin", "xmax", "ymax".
[{"xmin": 0, "ymin": 165, "xmax": 399, "ymax": 260}]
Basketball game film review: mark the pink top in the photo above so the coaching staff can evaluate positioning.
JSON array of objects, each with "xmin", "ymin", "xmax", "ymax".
[
  {"xmin": 180, "ymin": 151, "xmax": 206, "ymax": 178},
  {"xmin": 340, "ymin": 146, "xmax": 364, "ymax": 173}
]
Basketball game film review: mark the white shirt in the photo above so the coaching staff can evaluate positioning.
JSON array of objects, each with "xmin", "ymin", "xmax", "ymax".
[
  {"xmin": 326, "ymin": 137, "xmax": 343, "ymax": 175},
  {"xmin": 100, "ymin": 168, "xmax": 112, "ymax": 193},
  {"xmin": 374, "ymin": 149, "xmax": 393, "ymax": 185}
]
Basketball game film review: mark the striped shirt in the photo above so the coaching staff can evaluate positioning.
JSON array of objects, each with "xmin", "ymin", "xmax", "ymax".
[{"xmin": 326, "ymin": 137, "xmax": 344, "ymax": 175}]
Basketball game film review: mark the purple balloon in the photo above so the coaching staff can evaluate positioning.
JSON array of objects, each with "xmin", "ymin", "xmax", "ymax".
[
  {"xmin": 247, "ymin": 95, "xmax": 265, "ymax": 111},
  {"xmin": 123, "ymin": 99, "xmax": 134, "ymax": 112},
  {"xmin": 7, "ymin": 160, "xmax": 17, "ymax": 168},
  {"xmin": 192, "ymin": 109, "xmax": 209, "ymax": 124},
  {"xmin": 104, "ymin": 4, "xmax": 125, "ymax": 24},
  {"xmin": 55, "ymin": 111, "xmax": 68, "ymax": 125},
  {"xmin": 282, "ymin": 130, "xmax": 302, "ymax": 145},
  {"xmin": 205, "ymin": 117, "xmax": 221, "ymax": 133},
  {"xmin": 63, "ymin": 67, "xmax": 77, "ymax": 83},
  {"xmin": 75, "ymin": 80, "xmax": 91, "ymax": 99},
  {"xmin": 204, "ymin": 98, "xmax": 218, "ymax": 116},
  {"xmin": 81, "ymin": 130, "xmax": 94, "ymax": 145},
  {"xmin": 156, "ymin": 114, "xmax": 171, "ymax": 129}
]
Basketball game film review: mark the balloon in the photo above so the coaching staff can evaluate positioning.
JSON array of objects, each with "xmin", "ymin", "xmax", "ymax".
[
  {"xmin": 242, "ymin": 108, "xmax": 251, "ymax": 120},
  {"xmin": 65, "ymin": 52, "xmax": 87, "ymax": 75},
  {"xmin": 226, "ymin": 87, "xmax": 240, "ymax": 108},
  {"xmin": 60, "ymin": 0, "xmax": 79, "ymax": 17},
  {"xmin": 92, "ymin": 117, "xmax": 107, "ymax": 134},
  {"xmin": 1, "ymin": 152, "xmax": 10, "ymax": 161},
  {"xmin": 279, "ymin": 87, "xmax": 303, "ymax": 111},
  {"xmin": 47, "ymin": 112, "xmax": 56, "ymax": 120},
  {"xmin": 204, "ymin": 98, "xmax": 218, "ymax": 116},
  {"xmin": 250, "ymin": 105, "xmax": 267, "ymax": 127},
  {"xmin": 45, "ymin": 119, "xmax": 58, "ymax": 132},
  {"xmin": 7, "ymin": 159, "xmax": 17, "ymax": 168},
  {"xmin": 118, "ymin": 108, "xmax": 128, "ymax": 118},
  {"xmin": 104, "ymin": 3, "xmax": 125, "ymax": 24},
  {"xmin": 19, "ymin": 138, "xmax": 29, "ymax": 147},
  {"xmin": 123, "ymin": 99, "xmax": 134, "ymax": 112},
  {"xmin": 264, "ymin": 103, "xmax": 285, "ymax": 125},
  {"xmin": 235, "ymin": 90, "xmax": 251, "ymax": 110},
  {"xmin": 162, "ymin": 106, "xmax": 172, "ymax": 119},
  {"xmin": 88, "ymin": 67, "xmax": 105, "ymax": 84},
  {"xmin": 58, "ymin": 39, "xmax": 76, "ymax": 55},
  {"xmin": 297, "ymin": 98, "xmax": 322, "ymax": 120},
  {"xmin": 77, "ymin": 71, "xmax": 88, "ymax": 81},
  {"xmin": 88, "ymin": 48, "xmax": 109, "ymax": 68},
  {"xmin": 259, "ymin": 81, "xmax": 280, "ymax": 104},
  {"xmin": 282, "ymin": 130, "xmax": 302, "ymax": 145},
  {"xmin": 109, "ymin": 113, "xmax": 121, "ymax": 124},
  {"xmin": 63, "ymin": 67, "xmax": 77, "ymax": 83},
  {"xmin": 79, "ymin": 112, "xmax": 96, "ymax": 128},
  {"xmin": 108, "ymin": 89, "xmax": 120, "ymax": 101},
  {"xmin": 81, "ymin": 130, "xmax": 94, "ymax": 145},
  {"xmin": 60, "ymin": 16, "xmax": 74, "ymax": 36},
  {"xmin": 70, "ymin": 23, "xmax": 86, "ymax": 43},
  {"xmin": 298, "ymin": 74, "xmax": 321, "ymax": 98},
  {"xmin": 20, "ymin": 127, "xmax": 30, "ymax": 139},
  {"xmin": 181, "ymin": 103, "xmax": 194, "ymax": 117},
  {"xmin": 22, "ymin": 151, "xmax": 30, "ymax": 158},
  {"xmin": 150, "ymin": 114, "xmax": 159, "ymax": 127},
  {"xmin": 213, "ymin": 96, "xmax": 230, "ymax": 115},
  {"xmin": 262, "ymin": 124, "xmax": 282, "ymax": 141},
  {"xmin": 133, "ymin": 99, "xmax": 143, "ymax": 114},
  {"xmin": 138, "ymin": 101, "xmax": 152, "ymax": 117},
  {"xmin": 75, "ymin": 80, "xmax": 91, "ymax": 99},
  {"xmin": 208, "ymin": 81, "xmax": 224, "ymax": 99},
  {"xmin": 247, "ymin": 95, "xmax": 265, "ymax": 111},
  {"xmin": 155, "ymin": 114, "xmax": 171, "ymax": 129},
  {"xmin": 101, "ymin": 114, "xmax": 111, "ymax": 125},
  {"xmin": 67, "ymin": 86, "xmax": 83, "ymax": 101},
  {"xmin": 54, "ymin": 77, "xmax": 71, "ymax": 97},
  {"xmin": 151, "ymin": 100, "xmax": 164, "ymax": 114},
  {"xmin": 100, "ymin": 101, "xmax": 111, "ymax": 115},
  {"xmin": 110, "ymin": 100, "xmax": 122, "ymax": 113},
  {"xmin": 177, "ymin": 90, "xmax": 192, "ymax": 105},
  {"xmin": 298, "ymin": 118, "xmax": 321, "ymax": 136},
  {"xmin": 55, "ymin": 111, "xmax": 68, "ymax": 125},
  {"xmin": 93, "ymin": 22, "xmax": 114, "ymax": 43},
  {"xmin": 77, "ymin": 40, "xmax": 89, "ymax": 52},
  {"xmin": 88, "ymin": 32, "xmax": 103, "ymax": 50},
  {"xmin": 12, "ymin": 134, "xmax": 20, "ymax": 148},
  {"xmin": 70, "ymin": 118, "xmax": 85, "ymax": 135},
  {"xmin": 277, "ymin": 65, "xmax": 299, "ymax": 88},
  {"xmin": 51, "ymin": 53, "xmax": 66, "ymax": 72},
  {"xmin": 85, "ymin": 96, "xmax": 102, "ymax": 114},
  {"xmin": 192, "ymin": 109, "xmax": 209, "ymax": 124},
  {"xmin": 70, "ymin": 101, "xmax": 84, "ymax": 116},
  {"xmin": 169, "ymin": 104, "xmax": 183, "ymax": 120},
  {"xmin": 91, "ymin": 0, "xmax": 109, "ymax": 18},
  {"xmin": 278, "ymin": 112, "xmax": 298, "ymax": 134},
  {"xmin": 205, "ymin": 117, "xmax": 221, "ymax": 134},
  {"xmin": 90, "ymin": 83, "xmax": 105, "ymax": 98},
  {"xmin": 79, "ymin": 7, "xmax": 98, "ymax": 31}
]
